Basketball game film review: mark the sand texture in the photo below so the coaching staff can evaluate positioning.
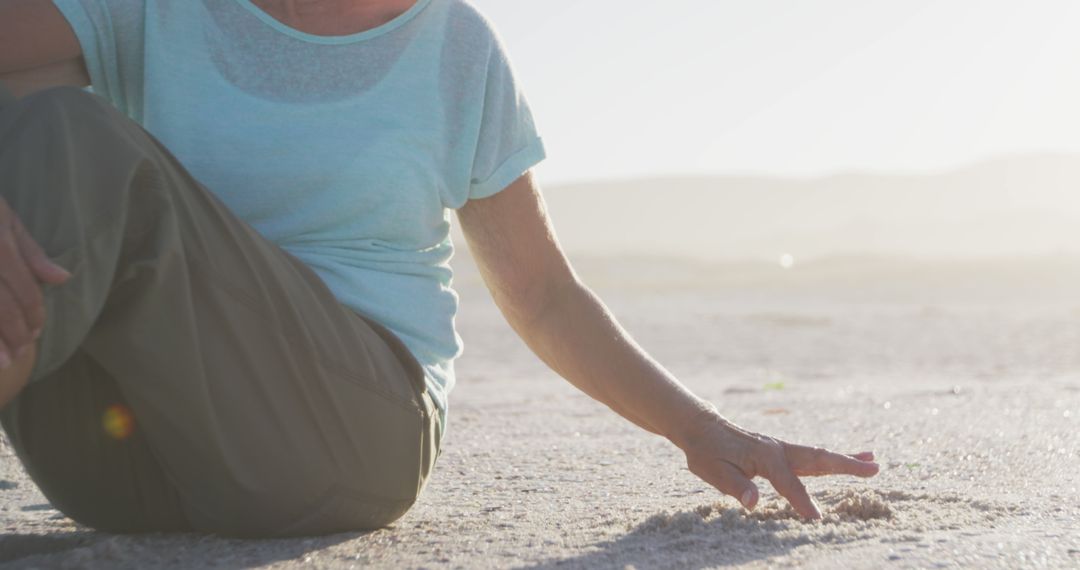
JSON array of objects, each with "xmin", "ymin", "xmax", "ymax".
[{"xmin": 1, "ymin": 255, "xmax": 1078, "ymax": 569}]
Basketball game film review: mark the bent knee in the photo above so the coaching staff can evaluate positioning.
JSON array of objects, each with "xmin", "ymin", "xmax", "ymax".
[
  {"xmin": 6, "ymin": 86, "xmax": 130, "ymax": 150},
  {"xmin": 18, "ymin": 86, "xmax": 111, "ymax": 121},
  {"xmin": 1, "ymin": 86, "xmax": 152, "ymax": 203}
]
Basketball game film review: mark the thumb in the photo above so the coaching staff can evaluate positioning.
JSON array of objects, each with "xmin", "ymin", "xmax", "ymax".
[
  {"xmin": 14, "ymin": 223, "xmax": 71, "ymax": 284},
  {"xmin": 31, "ymin": 256, "xmax": 72, "ymax": 284},
  {"xmin": 692, "ymin": 458, "xmax": 760, "ymax": 510}
]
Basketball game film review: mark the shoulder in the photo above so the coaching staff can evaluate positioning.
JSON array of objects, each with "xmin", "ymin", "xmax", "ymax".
[
  {"xmin": 442, "ymin": 0, "xmax": 495, "ymax": 31},
  {"xmin": 440, "ymin": 0, "xmax": 503, "ymax": 51}
]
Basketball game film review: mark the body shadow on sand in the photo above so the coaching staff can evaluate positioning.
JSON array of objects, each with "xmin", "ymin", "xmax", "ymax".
[{"xmin": 0, "ymin": 530, "xmax": 366, "ymax": 569}]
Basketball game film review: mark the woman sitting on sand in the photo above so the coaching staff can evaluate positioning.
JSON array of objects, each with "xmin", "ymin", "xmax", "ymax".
[{"xmin": 0, "ymin": 0, "xmax": 878, "ymax": 536}]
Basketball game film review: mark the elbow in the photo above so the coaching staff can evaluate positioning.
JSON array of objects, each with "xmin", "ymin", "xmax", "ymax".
[{"xmin": 494, "ymin": 273, "xmax": 584, "ymax": 331}]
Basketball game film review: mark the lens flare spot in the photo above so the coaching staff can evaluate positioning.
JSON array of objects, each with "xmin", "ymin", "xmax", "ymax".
[
  {"xmin": 103, "ymin": 404, "xmax": 135, "ymax": 440},
  {"xmin": 779, "ymin": 253, "xmax": 795, "ymax": 269}
]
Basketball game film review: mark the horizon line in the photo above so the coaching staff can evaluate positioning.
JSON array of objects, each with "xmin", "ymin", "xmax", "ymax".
[{"xmin": 540, "ymin": 150, "xmax": 1079, "ymax": 188}]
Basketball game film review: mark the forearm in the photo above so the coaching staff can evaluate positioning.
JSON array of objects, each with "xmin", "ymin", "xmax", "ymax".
[
  {"xmin": 460, "ymin": 167, "xmax": 880, "ymax": 521},
  {"xmin": 504, "ymin": 279, "xmax": 716, "ymax": 446}
]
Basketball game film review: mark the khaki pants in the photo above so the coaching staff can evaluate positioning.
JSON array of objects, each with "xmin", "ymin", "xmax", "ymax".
[{"xmin": 0, "ymin": 84, "xmax": 440, "ymax": 537}]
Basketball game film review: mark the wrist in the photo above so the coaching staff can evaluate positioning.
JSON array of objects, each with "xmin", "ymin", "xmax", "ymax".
[{"xmin": 666, "ymin": 399, "xmax": 722, "ymax": 451}]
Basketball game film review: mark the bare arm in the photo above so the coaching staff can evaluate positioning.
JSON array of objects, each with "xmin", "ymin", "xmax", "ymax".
[
  {"xmin": 457, "ymin": 171, "xmax": 713, "ymax": 440},
  {"xmin": 0, "ymin": 0, "xmax": 89, "ymax": 96},
  {"xmin": 457, "ymin": 172, "xmax": 880, "ymax": 519}
]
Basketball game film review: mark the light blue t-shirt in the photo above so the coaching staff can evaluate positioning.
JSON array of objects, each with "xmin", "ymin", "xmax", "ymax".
[{"xmin": 51, "ymin": 0, "xmax": 546, "ymax": 435}]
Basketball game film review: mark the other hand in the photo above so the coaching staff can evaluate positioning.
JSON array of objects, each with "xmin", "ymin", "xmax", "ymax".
[
  {"xmin": 0, "ymin": 196, "xmax": 71, "ymax": 367},
  {"xmin": 677, "ymin": 409, "xmax": 880, "ymax": 520}
]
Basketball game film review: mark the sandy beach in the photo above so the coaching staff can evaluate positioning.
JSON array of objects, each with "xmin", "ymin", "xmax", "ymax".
[
  {"xmin": 2, "ymin": 251, "xmax": 1078, "ymax": 569},
  {"xmin": 4, "ymin": 0, "xmax": 1080, "ymax": 564}
]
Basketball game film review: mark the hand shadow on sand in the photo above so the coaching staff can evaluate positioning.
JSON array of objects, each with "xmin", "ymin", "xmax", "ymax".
[
  {"xmin": 523, "ymin": 497, "xmax": 892, "ymax": 570},
  {"xmin": 0, "ymin": 529, "xmax": 367, "ymax": 569}
]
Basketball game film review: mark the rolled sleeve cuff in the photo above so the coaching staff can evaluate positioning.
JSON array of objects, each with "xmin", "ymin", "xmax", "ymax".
[{"xmin": 468, "ymin": 136, "xmax": 546, "ymax": 201}]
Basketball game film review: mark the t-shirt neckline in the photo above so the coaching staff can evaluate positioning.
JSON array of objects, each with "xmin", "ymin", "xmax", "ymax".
[{"xmin": 233, "ymin": 0, "xmax": 432, "ymax": 45}]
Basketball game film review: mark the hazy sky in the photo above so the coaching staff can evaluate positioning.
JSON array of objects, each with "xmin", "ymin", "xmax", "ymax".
[{"xmin": 471, "ymin": 0, "xmax": 1080, "ymax": 184}]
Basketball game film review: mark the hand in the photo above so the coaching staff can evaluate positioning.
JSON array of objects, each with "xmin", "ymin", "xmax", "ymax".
[
  {"xmin": 676, "ymin": 408, "xmax": 880, "ymax": 520},
  {"xmin": 0, "ymin": 196, "xmax": 72, "ymax": 368}
]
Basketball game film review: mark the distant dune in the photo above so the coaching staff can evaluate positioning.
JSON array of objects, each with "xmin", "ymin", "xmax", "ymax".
[
  {"xmin": 451, "ymin": 250, "xmax": 1080, "ymax": 309},
  {"xmin": 471, "ymin": 154, "xmax": 1080, "ymax": 263}
]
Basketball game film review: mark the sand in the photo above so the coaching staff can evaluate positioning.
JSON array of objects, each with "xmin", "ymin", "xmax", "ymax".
[{"xmin": 1, "ymin": 254, "xmax": 1078, "ymax": 569}]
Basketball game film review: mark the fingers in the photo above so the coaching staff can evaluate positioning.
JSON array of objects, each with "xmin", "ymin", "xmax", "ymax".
[
  {"xmin": 689, "ymin": 457, "xmax": 760, "ymax": 510},
  {"xmin": 0, "ymin": 207, "xmax": 67, "ymax": 367},
  {"xmin": 785, "ymin": 444, "xmax": 880, "ymax": 478},
  {"xmin": 680, "ymin": 411, "xmax": 882, "ymax": 523},
  {"xmin": 0, "ymin": 230, "xmax": 40, "ymax": 355},
  {"xmin": 0, "ymin": 289, "xmax": 34, "ymax": 368},
  {"xmin": 13, "ymin": 218, "xmax": 71, "ymax": 285},
  {"xmin": 765, "ymin": 458, "xmax": 822, "ymax": 520}
]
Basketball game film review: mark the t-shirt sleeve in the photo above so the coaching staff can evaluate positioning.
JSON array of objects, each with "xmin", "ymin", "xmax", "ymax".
[
  {"xmin": 50, "ymin": 0, "xmax": 147, "ymax": 118},
  {"xmin": 465, "ymin": 29, "xmax": 546, "ymax": 202}
]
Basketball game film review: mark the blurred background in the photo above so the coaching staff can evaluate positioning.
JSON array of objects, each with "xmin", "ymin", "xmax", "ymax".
[
  {"xmin": 452, "ymin": 0, "xmax": 1080, "ymax": 388},
  {"xmin": 465, "ymin": 0, "xmax": 1080, "ymax": 267}
]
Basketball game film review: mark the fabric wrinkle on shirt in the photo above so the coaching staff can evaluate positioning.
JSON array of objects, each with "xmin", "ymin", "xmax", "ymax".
[{"xmin": 49, "ymin": 0, "xmax": 548, "ymax": 438}]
